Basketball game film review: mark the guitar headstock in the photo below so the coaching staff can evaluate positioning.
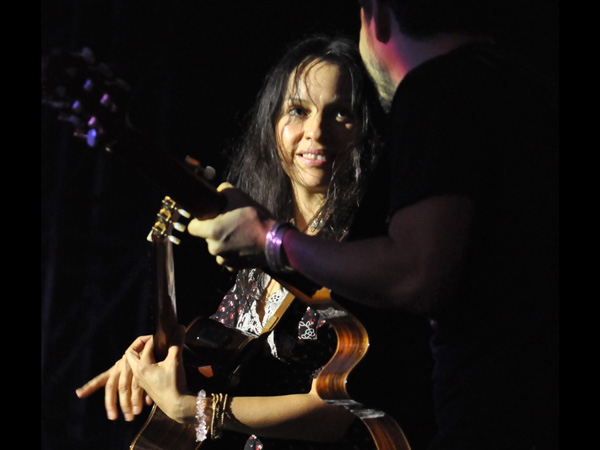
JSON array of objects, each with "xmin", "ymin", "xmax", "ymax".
[
  {"xmin": 41, "ymin": 48, "xmax": 130, "ymax": 149},
  {"xmin": 148, "ymin": 196, "xmax": 191, "ymax": 246},
  {"xmin": 42, "ymin": 48, "xmax": 227, "ymax": 220}
]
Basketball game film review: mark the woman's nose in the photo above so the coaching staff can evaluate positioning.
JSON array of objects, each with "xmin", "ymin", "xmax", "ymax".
[{"xmin": 305, "ymin": 113, "xmax": 325, "ymax": 141}]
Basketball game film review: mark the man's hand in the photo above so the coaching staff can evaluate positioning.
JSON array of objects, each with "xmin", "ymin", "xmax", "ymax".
[{"xmin": 188, "ymin": 183, "xmax": 276, "ymax": 270}]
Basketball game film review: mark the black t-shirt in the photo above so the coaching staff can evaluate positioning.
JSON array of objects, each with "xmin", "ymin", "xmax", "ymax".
[{"xmin": 347, "ymin": 43, "xmax": 558, "ymax": 450}]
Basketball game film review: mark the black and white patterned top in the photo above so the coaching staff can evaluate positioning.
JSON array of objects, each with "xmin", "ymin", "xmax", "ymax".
[
  {"xmin": 209, "ymin": 269, "xmax": 374, "ymax": 450},
  {"xmin": 211, "ymin": 269, "xmax": 327, "ymax": 359}
]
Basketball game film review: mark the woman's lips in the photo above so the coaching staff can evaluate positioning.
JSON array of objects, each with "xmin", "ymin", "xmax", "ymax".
[{"xmin": 298, "ymin": 149, "xmax": 331, "ymax": 167}]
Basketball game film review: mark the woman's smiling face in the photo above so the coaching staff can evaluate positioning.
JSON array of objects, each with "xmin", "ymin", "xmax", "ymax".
[{"xmin": 276, "ymin": 60, "xmax": 358, "ymax": 197}]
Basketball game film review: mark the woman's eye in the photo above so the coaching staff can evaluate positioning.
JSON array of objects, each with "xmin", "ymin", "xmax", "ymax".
[
  {"xmin": 335, "ymin": 109, "xmax": 354, "ymax": 121},
  {"xmin": 289, "ymin": 106, "xmax": 306, "ymax": 116}
]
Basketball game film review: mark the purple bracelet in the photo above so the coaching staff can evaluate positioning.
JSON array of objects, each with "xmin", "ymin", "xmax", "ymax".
[{"xmin": 264, "ymin": 222, "xmax": 296, "ymax": 273}]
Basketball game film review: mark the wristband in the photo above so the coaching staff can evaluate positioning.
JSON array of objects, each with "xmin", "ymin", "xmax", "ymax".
[{"xmin": 264, "ymin": 222, "xmax": 296, "ymax": 273}]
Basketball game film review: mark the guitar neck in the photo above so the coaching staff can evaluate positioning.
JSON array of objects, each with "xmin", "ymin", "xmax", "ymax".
[
  {"xmin": 148, "ymin": 196, "xmax": 193, "ymax": 360},
  {"xmin": 109, "ymin": 127, "xmax": 226, "ymax": 220},
  {"xmin": 151, "ymin": 237, "xmax": 178, "ymax": 360}
]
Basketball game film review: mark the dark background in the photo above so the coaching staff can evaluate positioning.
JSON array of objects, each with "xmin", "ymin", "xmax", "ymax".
[{"xmin": 41, "ymin": 2, "xmax": 558, "ymax": 449}]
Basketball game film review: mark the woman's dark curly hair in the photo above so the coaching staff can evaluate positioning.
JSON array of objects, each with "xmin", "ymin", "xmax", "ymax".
[{"xmin": 225, "ymin": 34, "xmax": 383, "ymax": 242}]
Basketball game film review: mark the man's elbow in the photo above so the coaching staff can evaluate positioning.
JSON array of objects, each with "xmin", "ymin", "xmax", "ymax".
[{"xmin": 381, "ymin": 272, "xmax": 452, "ymax": 315}]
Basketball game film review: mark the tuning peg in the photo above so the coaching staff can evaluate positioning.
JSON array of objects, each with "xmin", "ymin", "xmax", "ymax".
[
  {"xmin": 44, "ymin": 98, "xmax": 70, "ymax": 110},
  {"xmin": 65, "ymin": 66, "xmax": 78, "ymax": 78},
  {"xmin": 168, "ymin": 235, "xmax": 182, "ymax": 245},
  {"xmin": 112, "ymin": 78, "xmax": 130, "ymax": 92},
  {"xmin": 73, "ymin": 128, "xmax": 100, "ymax": 148},
  {"xmin": 99, "ymin": 93, "xmax": 111, "ymax": 106},
  {"xmin": 83, "ymin": 79, "xmax": 94, "ymax": 92},
  {"xmin": 96, "ymin": 62, "xmax": 113, "ymax": 79},
  {"xmin": 53, "ymin": 85, "xmax": 67, "ymax": 98},
  {"xmin": 203, "ymin": 166, "xmax": 216, "ymax": 180},
  {"xmin": 57, "ymin": 113, "xmax": 83, "ymax": 128},
  {"xmin": 80, "ymin": 47, "xmax": 95, "ymax": 64},
  {"xmin": 184, "ymin": 155, "xmax": 216, "ymax": 180},
  {"xmin": 173, "ymin": 222, "xmax": 186, "ymax": 232},
  {"xmin": 72, "ymin": 99, "xmax": 83, "ymax": 113},
  {"xmin": 99, "ymin": 93, "xmax": 118, "ymax": 112}
]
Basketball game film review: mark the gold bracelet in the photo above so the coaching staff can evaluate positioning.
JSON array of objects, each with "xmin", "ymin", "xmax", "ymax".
[
  {"xmin": 210, "ymin": 393, "xmax": 219, "ymax": 440},
  {"xmin": 219, "ymin": 394, "xmax": 228, "ymax": 438},
  {"xmin": 210, "ymin": 393, "xmax": 227, "ymax": 440}
]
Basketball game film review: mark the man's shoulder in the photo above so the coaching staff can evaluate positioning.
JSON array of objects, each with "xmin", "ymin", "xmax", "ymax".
[{"xmin": 393, "ymin": 41, "xmax": 555, "ymax": 119}]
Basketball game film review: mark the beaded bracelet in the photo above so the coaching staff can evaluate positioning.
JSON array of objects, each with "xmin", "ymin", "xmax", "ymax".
[
  {"xmin": 265, "ymin": 222, "xmax": 296, "ymax": 273},
  {"xmin": 194, "ymin": 390, "xmax": 208, "ymax": 442}
]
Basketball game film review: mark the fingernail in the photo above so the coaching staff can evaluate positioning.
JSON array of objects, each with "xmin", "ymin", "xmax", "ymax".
[
  {"xmin": 124, "ymin": 413, "xmax": 133, "ymax": 422},
  {"xmin": 132, "ymin": 406, "xmax": 140, "ymax": 415},
  {"xmin": 107, "ymin": 411, "xmax": 117, "ymax": 420}
]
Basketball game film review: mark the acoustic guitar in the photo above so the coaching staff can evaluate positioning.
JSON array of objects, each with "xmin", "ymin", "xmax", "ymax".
[{"xmin": 42, "ymin": 48, "xmax": 411, "ymax": 450}]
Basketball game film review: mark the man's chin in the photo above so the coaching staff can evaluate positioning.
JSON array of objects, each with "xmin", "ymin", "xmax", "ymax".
[{"xmin": 362, "ymin": 54, "xmax": 395, "ymax": 112}]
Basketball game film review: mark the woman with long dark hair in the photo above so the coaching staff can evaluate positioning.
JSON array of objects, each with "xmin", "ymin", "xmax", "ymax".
[
  {"xmin": 205, "ymin": 34, "xmax": 383, "ymax": 449},
  {"xmin": 77, "ymin": 34, "xmax": 383, "ymax": 449},
  {"xmin": 228, "ymin": 35, "xmax": 380, "ymax": 238}
]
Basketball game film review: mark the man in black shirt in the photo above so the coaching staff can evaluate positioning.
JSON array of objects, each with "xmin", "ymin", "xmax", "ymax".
[{"xmin": 189, "ymin": 1, "xmax": 559, "ymax": 449}]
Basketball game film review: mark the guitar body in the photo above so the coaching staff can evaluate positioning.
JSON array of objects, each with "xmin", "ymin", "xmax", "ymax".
[
  {"xmin": 279, "ymin": 282, "xmax": 411, "ymax": 450},
  {"xmin": 183, "ymin": 316, "xmax": 267, "ymax": 392},
  {"xmin": 130, "ymin": 317, "xmax": 266, "ymax": 450},
  {"xmin": 131, "ymin": 406, "xmax": 199, "ymax": 450},
  {"xmin": 43, "ymin": 50, "xmax": 412, "ymax": 450}
]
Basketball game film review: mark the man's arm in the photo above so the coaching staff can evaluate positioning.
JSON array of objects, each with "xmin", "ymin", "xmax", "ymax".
[
  {"xmin": 282, "ymin": 194, "xmax": 474, "ymax": 314},
  {"xmin": 188, "ymin": 185, "xmax": 474, "ymax": 316}
]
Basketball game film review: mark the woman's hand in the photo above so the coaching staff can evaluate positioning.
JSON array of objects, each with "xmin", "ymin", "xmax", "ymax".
[
  {"xmin": 124, "ymin": 326, "xmax": 196, "ymax": 424},
  {"xmin": 75, "ymin": 344, "xmax": 152, "ymax": 422}
]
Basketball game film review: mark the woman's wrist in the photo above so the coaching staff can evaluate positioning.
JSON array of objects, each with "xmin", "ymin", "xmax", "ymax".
[
  {"xmin": 170, "ymin": 393, "xmax": 201, "ymax": 425},
  {"xmin": 167, "ymin": 390, "xmax": 230, "ymax": 442},
  {"xmin": 193, "ymin": 391, "xmax": 228, "ymax": 442}
]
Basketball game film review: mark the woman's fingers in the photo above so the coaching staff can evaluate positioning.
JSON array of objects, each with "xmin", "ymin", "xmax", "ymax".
[
  {"xmin": 104, "ymin": 360, "xmax": 122, "ymax": 420},
  {"xmin": 117, "ymin": 357, "xmax": 136, "ymax": 421},
  {"xmin": 75, "ymin": 370, "xmax": 110, "ymax": 398},
  {"xmin": 76, "ymin": 335, "xmax": 156, "ymax": 422},
  {"xmin": 165, "ymin": 326, "xmax": 186, "ymax": 364},
  {"xmin": 130, "ymin": 373, "xmax": 146, "ymax": 416}
]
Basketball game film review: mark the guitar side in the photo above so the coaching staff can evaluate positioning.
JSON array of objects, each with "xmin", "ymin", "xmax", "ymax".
[{"xmin": 279, "ymin": 283, "xmax": 412, "ymax": 450}]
